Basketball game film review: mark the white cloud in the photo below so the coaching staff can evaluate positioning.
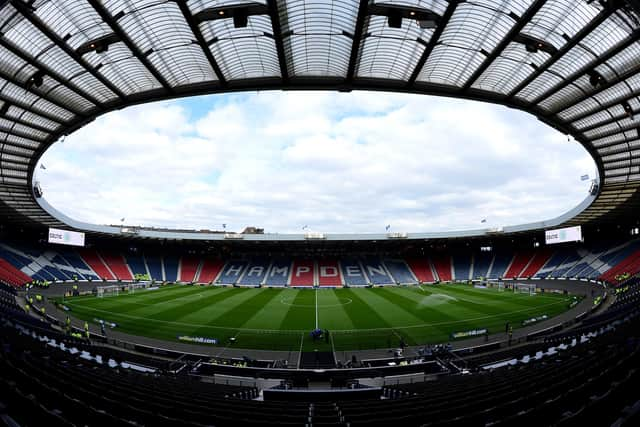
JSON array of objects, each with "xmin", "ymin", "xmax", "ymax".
[{"xmin": 37, "ymin": 91, "xmax": 596, "ymax": 233}]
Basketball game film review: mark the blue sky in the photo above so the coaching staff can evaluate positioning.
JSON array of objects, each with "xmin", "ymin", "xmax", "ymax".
[{"xmin": 37, "ymin": 91, "xmax": 596, "ymax": 233}]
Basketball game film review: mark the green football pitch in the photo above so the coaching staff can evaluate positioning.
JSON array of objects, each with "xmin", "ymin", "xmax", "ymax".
[{"xmin": 57, "ymin": 284, "xmax": 576, "ymax": 351}]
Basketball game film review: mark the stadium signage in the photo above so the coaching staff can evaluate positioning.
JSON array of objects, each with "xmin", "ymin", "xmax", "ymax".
[
  {"xmin": 545, "ymin": 225, "xmax": 582, "ymax": 245},
  {"xmin": 178, "ymin": 335, "xmax": 218, "ymax": 345},
  {"xmin": 451, "ymin": 328, "xmax": 488, "ymax": 339},
  {"xmin": 48, "ymin": 227, "xmax": 85, "ymax": 247}
]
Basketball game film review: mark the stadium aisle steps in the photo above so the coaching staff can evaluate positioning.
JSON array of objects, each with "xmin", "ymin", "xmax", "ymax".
[
  {"xmin": 197, "ymin": 259, "xmax": 224, "ymax": 284},
  {"xmin": 406, "ymin": 258, "xmax": 435, "ymax": 283},
  {"xmin": 78, "ymin": 249, "xmax": 115, "ymax": 281}
]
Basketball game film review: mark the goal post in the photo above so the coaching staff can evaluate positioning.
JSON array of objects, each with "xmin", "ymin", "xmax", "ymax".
[
  {"xmin": 514, "ymin": 282, "xmax": 536, "ymax": 296},
  {"xmin": 128, "ymin": 282, "xmax": 151, "ymax": 294},
  {"xmin": 96, "ymin": 285, "xmax": 120, "ymax": 298}
]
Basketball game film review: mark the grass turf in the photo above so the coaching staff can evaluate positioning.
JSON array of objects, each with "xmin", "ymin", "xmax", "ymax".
[{"xmin": 56, "ymin": 284, "xmax": 576, "ymax": 352}]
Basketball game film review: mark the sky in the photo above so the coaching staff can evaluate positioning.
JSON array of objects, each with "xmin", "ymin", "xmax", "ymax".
[{"xmin": 36, "ymin": 91, "xmax": 596, "ymax": 234}]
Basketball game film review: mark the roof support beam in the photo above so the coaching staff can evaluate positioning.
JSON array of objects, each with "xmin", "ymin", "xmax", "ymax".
[
  {"xmin": 0, "ymin": 67, "xmax": 79, "ymax": 117},
  {"xmin": 0, "ymin": 38, "xmax": 103, "ymax": 109},
  {"xmin": 0, "ymin": 93, "xmax": 63, "ymax": 126},
  {"xmin": 86, "ymin": 0, "xmax": 173, "ymax": 93},
  {"xmin": 408, "ymin": 0, "xmax": 458, "ymax": 86},
  {"xmin": 567, "ymin": 85, "xmax": 640, "ymax": 124},
  {"xmin": 505, "ymin": 8, "xmax": 612, "ymax": 100},
  {"xmin": 547, "ymin": 62, "xmax": 640, "ymax": 118},
  {"xmin": 266, "ymin": 0, "xmax": 289, "ymax": 83},
  {"xmin": 346, "ymin": 0, "xmax": 371, "ymax": 83},
  {"xmin": 533, "ymin": 32, "xmax": 639, "ymax": 106},
  {"xmin": 0, "ymin": 124, "xmax": 45, "ymax": 144},
  {"xmin": 176, "ymin": 0, "xmax": 227, "ymax": 85},
  {"xmin": 9, "ymin": 0, "xmax": 126, "ymax": 101},
  {"xmin": 462, "ymin": 0, "xmax": 547, "ymax": 91},
  {"xmin": 578, "ymin": 111, "xmax": 632, "ymax": 134}
]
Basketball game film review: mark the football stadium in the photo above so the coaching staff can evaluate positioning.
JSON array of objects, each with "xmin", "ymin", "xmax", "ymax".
[{"xmin": 1, "ymin": 0, "xmax": 640, "ymax": 426}]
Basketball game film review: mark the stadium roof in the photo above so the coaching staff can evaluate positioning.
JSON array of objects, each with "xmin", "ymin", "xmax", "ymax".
[{"xmin": 1, "ymin": 0, "xmax": 640, "ymax": 235}]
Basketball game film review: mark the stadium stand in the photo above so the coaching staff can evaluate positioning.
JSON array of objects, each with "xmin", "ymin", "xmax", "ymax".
[
  {"xmin": 125, "ymin": 254, "xmax": 149, "ymax": 277},
  {"xmin": 317, "ymin": 260, "xmax": 343, "ymax": 287},
  {"xmin": 197, "ymin": 259, "xmax": 225, "ymax": 284},
  {"xmin": 263, "ymin": 259, "xmax": 291, "ymax": 286},
  {"xmin": 406, "ymin": 258, "xmax": 435, "ymax": 283},
  {"xmin": 100, "ymin": 252, "xmax": 134, "ymax": 281},
  {"xmin": 361, "ymin": 258, "xmax": 394, "ymax": 285},
  {"xmin": 163, "ymin": 256, "xmax": 180, "ymax": 283},
  {"xmin": 218, "ymin": 261, "xmax": 248, "ymax": 284},
  {"xmin": 145, "ymin": 256, "xmax": 164, "ymax": 281},
  {"xmin": 239, "ymin": 259, "xmax": 271, "ymax": 286},
  {"xmin": 179, "ymin": 256, "xmax": 200, "ymax": 283},
  {"xmin": 340, "ymin": 260, "xmax": 368, "ymax": 286},
  {"xmin": 290, "ymin": 260, "xmax": 315, "ymax": 286},
  {"xmin": 503, "ymin": 251, "xmax": 533, "ymax": 278},
  {"xmin": 0, "ymin": 259, "xmax": 31, "ymax": 287},
  {"xmin": 472, "ymin": 252, "xmax": 492, "ymax": 279},
  {"xmin": 520, "ymin": 249, "xmax": 551, "ymax": 277},
  {"xmin": 487, "ymin": 252, "xmax": 514, "ymax": 279},
  {"xmin": 383, "ymin": 259, "xmax": 417, "ymax": 284},
  {"xmin": 78, "ymin": 249, "xmax": 115, "ymax": 281},
  {"xmin": 432, "ymin": 255, "xmax": 453, "ymax": 282},
  {"xmin": 452, "ymin": 254, "xmax": 471, "ymax": 281}
]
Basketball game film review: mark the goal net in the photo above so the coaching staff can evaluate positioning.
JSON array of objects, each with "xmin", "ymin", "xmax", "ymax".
[
  {"xmin": 96, "ymin": 285, "xmax": 120, "ymax": 298},
  {"xmin": 514, "ymin": 283, "xmax": 536, "ymax": 296},
  {"xmin": 128, "ymin": 282, "xmax": 151, "ymax": 294}
]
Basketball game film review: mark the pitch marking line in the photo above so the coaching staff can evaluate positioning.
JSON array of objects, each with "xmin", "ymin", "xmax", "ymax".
[{"xmin": 63, "ymin": 298, "xmax": 570, "ymax": 334}]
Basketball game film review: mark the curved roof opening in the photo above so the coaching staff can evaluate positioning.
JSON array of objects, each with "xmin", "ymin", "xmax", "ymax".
[{"xmin": 36, "ymin": 91, "xmax": 595, "ymax": 234}]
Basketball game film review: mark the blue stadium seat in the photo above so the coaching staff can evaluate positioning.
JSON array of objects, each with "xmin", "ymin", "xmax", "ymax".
[
  {"xmin": 361, "ymin": 258, "xmax": 393, "ymax": 285},
  {"xmin": 218, "ymin": 261, "xmax": 248, "ymax": 284},
  {"xmin": 453, "ymin": 254, "xmax": 472, "ymax": 281},
  {"xmin": 145, "ymin": 256, "xmax": 164, "ymax": 281},
  {"xmin": 163, "ymin": 256, "xmax": 179, "ymax": 282},
  {"xmin": 126, "ymin": 255, "xmax": 148, "ymax": 277},
  {"xmin": 472, "ymin": 252, "xmax": 492, "ymax": 279},
  {"xmin": 488, "ymin": 253, "xmax": 513, "ymax": 279},
  {"xmin": 238, "ymin": 259, "xmax": 270, "ymax": 285},
  {"xmin": 263, "ymin": 259, "xmax": 291, "ymax": 286},
  {"xmin": 340, "ymin": 260, "xmax": 368, "ymax": 286},
  {"xmin": 384, "ymin": 259, "xmax": 417, "ymax": 284}
]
